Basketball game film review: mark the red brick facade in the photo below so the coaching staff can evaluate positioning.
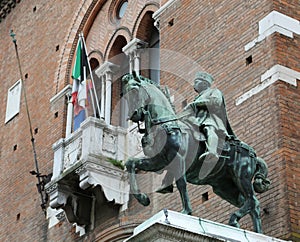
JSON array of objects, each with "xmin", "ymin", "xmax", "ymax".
[{"xmin": 0, "ymin": 0, "xmax": 299, "ymax": 241}]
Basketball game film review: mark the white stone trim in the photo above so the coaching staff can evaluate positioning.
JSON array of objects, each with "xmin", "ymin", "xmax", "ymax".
[
  {"xmin": 73, "ymin": 223, "xmax": 86, "ymax": 236},
  {"xmin": 47, "ymin": 207, "xmax": 65, "ymax": 228},
  {"xmin": 153, "ymin": 0, "xmax": 177, "ymax": 21},
  {"xmin": 122, "ymin": 38, "xmax": 148, "ymax": 55},
  {"xmin": 245, "ymin": 11, "xmax": 300, "ymax": 51},
  {"xmin": 95, "ymin": 62, "xmax": 119, "ymax": 124},
  {"xmin": 122, "ymin": 38, "xmax": 148, "ymax": 74},
  {"xmin": 236, "ymin": 64, "xmax": 299, "ymax": 105},
  {"xmin": 125, "ymin": 210, "xmax": 287, "ymax": 242},
  {"xmin": 5, "ymin": 79, "xmax": 22, "ymax": 123},
  {"xmin": 50, "ymin": 84, "xmax": 72, "ymax": 104}
]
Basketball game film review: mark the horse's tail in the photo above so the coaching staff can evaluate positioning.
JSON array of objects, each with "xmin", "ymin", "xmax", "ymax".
[{"xmin": 253, "ymin": 157, "xmax": 270, "ymax": 193}]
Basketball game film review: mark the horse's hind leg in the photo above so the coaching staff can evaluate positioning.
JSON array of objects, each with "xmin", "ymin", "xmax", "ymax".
[
  {"xmin": 229, "ymin": 157, "xmax": 262, "ymax": 233},
  {"xmin": 250, "ymin": 195, "xmax": 262, "ymax": 233},
  {"xmin": 168, "ymin": 153, "xmax": 192, "ymax": 215},
  {"xmin": 229, "ymin": 194, "xmax": 261, "ymax": 233},
  {"xmin": 229, "ymin": 196, "xmax": 252, "ymax": 228},
  {"xmin": 176, "ymin": 176, "xmax": 192, "ymax": 215}
]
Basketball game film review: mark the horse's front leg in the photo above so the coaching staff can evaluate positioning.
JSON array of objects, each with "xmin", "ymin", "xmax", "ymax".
[{"xmin": 125, "ymin": 158, "xmax": 150, "ymax": 206}]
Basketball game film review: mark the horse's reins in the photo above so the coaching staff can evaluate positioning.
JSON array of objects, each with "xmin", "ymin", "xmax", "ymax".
[{"xmin": 151, "ymin": 108, "xmax": 194, "ymax": 126}]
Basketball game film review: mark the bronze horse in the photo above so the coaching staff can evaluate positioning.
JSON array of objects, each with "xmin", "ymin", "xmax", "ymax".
[{"xmin": 122, "ymin": 73, "xmax": 270, "ymax": 233}]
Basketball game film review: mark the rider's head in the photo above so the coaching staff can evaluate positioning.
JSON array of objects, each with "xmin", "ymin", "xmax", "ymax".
[{"xmin": 193, "ymin": 72, "xmax": 214, "ymax": 92}]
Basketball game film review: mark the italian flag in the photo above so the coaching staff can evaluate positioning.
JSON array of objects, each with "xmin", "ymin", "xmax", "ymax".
[{"xmin": 71, "ymin": 37, "xmax": 88, "ymax": 131}]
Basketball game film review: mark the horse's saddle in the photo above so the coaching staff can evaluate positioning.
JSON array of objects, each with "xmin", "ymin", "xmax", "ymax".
[{"xmin": 181, "ymin": 121, "xmax": 206, "ymax": 141}]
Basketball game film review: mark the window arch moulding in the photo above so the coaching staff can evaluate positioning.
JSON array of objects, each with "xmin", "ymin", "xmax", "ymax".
[
  {"xmin": 104, "ymin": 27, "xmax": 132, "ymax": 60},
  {"xmin": 54, "ymin": 0, "xmax": 107, "ymax": 95},
  {"xmin": 132, "ymin": 2, "xmax": 160, "ymax": 39}
]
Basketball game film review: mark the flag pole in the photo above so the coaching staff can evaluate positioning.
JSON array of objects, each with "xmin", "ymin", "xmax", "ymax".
[
  {"xmin": 10, "ymin": 30, "xmax": 49, "ymax": 215},
  {"xmin": 80, "ymin": 33, "xmax": 101, "ymax": 118}
]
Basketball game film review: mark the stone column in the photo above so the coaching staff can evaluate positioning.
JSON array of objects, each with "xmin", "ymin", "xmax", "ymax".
[
  {"xmin": 105, "ymin": 71, "xmax": 112, "ymax": 124},
  {"xmin": 100, "ymin": 75, "xmax": 105, "ymax": 119},
  {"xmin": 95, "ymin": 62, "xmax": 119, "ymax": 125},
  {"xmin": 122, "ymin": 38, "xmax": 148, "ymax": 74},
  {"xmin": 65, "ymin": 91, "xmax": 73, "ymax": 138}
]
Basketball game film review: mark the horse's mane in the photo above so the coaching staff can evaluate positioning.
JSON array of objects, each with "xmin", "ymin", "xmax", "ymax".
[{"xmin": 139, "ymin": 75, "xmax": 176, "ymax": 112}]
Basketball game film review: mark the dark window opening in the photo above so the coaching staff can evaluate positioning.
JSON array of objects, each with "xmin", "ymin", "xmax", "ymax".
[
  {"xmin": 108, "ymin": 35, "xmax": 129, "ymax": 128},
  {"xmin": 168, "ymin": 18, "xmax": 174, "ymax": 27},
  {"xmin": 202, "ymin": 192, "xmax": 209, "ymax": 202},
  {"xmin": 149, "ymin": 26, "xmax": 160, "ymax": 84},
  {"xmin": 246, "ymin": 55, "xmax": 252, "ymax": 65}
]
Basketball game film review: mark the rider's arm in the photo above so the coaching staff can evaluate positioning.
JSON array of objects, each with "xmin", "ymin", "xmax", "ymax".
[{"xmin": 208, "ymin": 89, "xmax": 223, "ymax": 107}]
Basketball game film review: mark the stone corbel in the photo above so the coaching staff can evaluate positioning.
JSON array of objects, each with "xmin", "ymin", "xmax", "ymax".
[
  {"xmin": 46, "ymin": 181, "xmax": 93, "ymax": 227},
  {"xmin": 76, "ymin": 161, "xmax": 130, "ymax": 211}
]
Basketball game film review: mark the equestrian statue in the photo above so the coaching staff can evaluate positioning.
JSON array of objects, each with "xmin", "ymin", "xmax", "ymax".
[{"xmin": 122, "ymin": 71, "xmax": 270, "ymax": 233}]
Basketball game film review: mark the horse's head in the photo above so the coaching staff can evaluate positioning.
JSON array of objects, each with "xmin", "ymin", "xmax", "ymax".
[
  {"xmin": 122, "ymin": 73, "xmax": 177, "ymax": 126},
  {"xmin": 122, "ymin": 73, "xmax": 149, "ymax": 122}
]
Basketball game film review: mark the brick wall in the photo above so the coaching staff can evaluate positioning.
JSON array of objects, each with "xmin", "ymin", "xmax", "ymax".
[
  {"xmin": 0, "ymin": 0, "xmax": 299, "ymax": 241},
  {"xmin": 158, "ymin": 0, "xmax": 299, "ymax": 240},
  {"xmin": 0, "ymin": 0, "xmax": 82, "ymax": 240}
]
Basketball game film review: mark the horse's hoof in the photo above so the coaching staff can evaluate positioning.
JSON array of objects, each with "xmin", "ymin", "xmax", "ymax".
[
  {"xmin": 181, "ymin": 209, "xmax": 192, "ymax": 215},
  {"xmin": 135, "ymin": 193, "xmax": 150, "ymax": 206},
  {"xmin": 156, "ymin": 184, "xmax": 174, "ymax": 194},
  {"xmin": 229, "ymin": 220, "xmax": 240, "ymax": 228}
]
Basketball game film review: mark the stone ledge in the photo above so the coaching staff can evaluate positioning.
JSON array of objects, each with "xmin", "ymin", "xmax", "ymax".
[
  {"xmin": 236, "ymin": 64, "xmax": 299, "ymax": 105},
  {"xmin": 124, "ymin": 210, "xmax": 289, "ymax": 242}
]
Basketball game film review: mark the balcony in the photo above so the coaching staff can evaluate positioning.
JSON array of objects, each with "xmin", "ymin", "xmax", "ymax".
[{"xmin": 45, "ymin": 117, "xmax": 142, "ymax": 232}]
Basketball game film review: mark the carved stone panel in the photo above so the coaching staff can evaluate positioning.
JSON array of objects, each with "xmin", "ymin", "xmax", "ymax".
[
  {"xmin": 102, "ymin": 132, "xmax": 116, "ymax": 154},
  {"xmin": 63, "ymin": 137, "xmax": 82, "ymax": 170}
]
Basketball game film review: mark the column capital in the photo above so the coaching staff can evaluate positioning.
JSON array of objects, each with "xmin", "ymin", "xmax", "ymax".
[
  {"xmin": 122, "ymin": 38, "xmax": 148, "ymax": 56},
  {"xmin": 95, "ymin": 61, "xmax": 119, "ymax": 78}
]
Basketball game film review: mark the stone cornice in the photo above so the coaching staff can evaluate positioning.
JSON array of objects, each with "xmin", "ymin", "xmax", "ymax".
[{"xmin": 245, "ymin": 11, "xmax": 300, "ymax": 51}]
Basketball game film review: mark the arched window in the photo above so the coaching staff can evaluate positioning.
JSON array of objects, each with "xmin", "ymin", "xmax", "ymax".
[
  {"xmin": 136, "ymin": 11, "xmax": 160, "ymax": 83},
  {"xmin": 149, "ymin": 26, "xmax": 160, "ymax": 83},
  {"xmin": 108, "ymin": 36, "xmax": 129, "ymax": 127},
  {"xmin": 89, "ymin": 58, "xmax": 100, "ymax": 118}
]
